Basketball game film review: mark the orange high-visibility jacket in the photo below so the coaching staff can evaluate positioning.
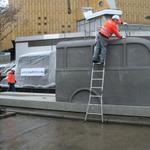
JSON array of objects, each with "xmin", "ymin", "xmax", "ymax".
[
  {"xmin": 100, "ymin": 19, "xmax": 122, "ymax": 39},
  {"xmin": 6, "ymin": 72, "xmax": 16, "ymax": 84}
]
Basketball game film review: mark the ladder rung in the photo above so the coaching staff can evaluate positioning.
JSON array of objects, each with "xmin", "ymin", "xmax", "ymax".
[
  {"xmin": 87, "ymin": 112, "xmax": 102, "ymax": 115},
  {"xmin": 88, "ymin": 103, "xmax": 102, "ymax": 106},
  {"xmin": 93, "ymin": 62, "xmax": 101, "ymax": 64},
  {"xmin": 91, "ymin": 87, "xmax": 102, "ymax": 89},
  {"xmin": 92, "ymin": 78, "xmax": 103, "ymax": 81},
  {"xmin": 93, "ymin": 70, "xmax": 104, "ymax": 73},
  {"xmin": 93, "ymin": 62, "xmax": 103, "ymax": 65},
  {"xmin": 91, "ymin": 95, "xmax": 102, "ymax": 97}
]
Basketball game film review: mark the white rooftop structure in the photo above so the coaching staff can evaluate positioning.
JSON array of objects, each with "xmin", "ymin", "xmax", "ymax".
[
  {"xmin": 15, "ymin": 32, "xmax": 95, "ymax": 61},
  {"xmin": 82, "ymin": 8, "xmax": 122, "ymax": 20},
  {"xmin": 15, "ymin": 32, "xmax": 89, "ymax": 42}
]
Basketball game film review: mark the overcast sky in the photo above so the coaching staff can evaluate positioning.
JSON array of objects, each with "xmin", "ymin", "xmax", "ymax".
[{"xmin": 0, "ymin": 0, "xmax": 8, "ymax": 7}]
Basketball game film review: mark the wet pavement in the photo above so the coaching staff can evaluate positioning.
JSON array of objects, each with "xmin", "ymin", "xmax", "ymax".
[{"xmin": 0, "ymin": 115, "xmax": 150, "ymax": 150}]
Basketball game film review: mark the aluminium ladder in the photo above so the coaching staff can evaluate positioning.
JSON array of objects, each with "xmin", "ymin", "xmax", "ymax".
[{"xmin": 84, "ymin": 62, "xmax": 105, "ymax": 123}]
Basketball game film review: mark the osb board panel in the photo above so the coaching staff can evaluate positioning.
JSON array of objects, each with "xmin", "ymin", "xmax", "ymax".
[{"xmin": 116, "ymin": 0, "xmax": 150, "ymax": 24}]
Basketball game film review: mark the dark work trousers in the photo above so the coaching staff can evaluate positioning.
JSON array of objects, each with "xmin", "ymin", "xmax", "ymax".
[
  {"xmin": 8, "ymin": 83, "xmax": 16, "ymax": 92},
  {"xmin": 93, "ymin": 33, "xmax": 108, "ymax": 63}
]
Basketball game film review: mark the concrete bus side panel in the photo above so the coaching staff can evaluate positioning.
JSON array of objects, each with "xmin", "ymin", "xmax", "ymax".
[{"xmin": 56, "ymin": 37, "xmax": 150, "ymax": 106}]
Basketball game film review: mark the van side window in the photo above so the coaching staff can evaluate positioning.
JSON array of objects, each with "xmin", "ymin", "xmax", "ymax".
[{"xmin": 126, "ymin": 44, "xmax": 150, "ymax": 66}]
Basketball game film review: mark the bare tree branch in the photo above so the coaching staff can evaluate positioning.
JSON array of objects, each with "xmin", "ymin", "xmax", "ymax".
[{"xmin": 0, "ymin": 4, "xmax": 19, "ymax": 44}]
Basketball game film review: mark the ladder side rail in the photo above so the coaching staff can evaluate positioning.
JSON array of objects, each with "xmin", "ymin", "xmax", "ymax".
[{"xmin": 85, "ymin": 63, "xmax": 94, "ymax": 121}]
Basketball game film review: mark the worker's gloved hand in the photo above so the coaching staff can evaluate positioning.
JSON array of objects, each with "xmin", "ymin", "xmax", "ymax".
[
  {"xmin": 123, "ymin": 22, "xmax": 128, "ymax": 26},
  {"xmin": 122, "ymin": 35, "xmax": 126, "ymax": 39}
]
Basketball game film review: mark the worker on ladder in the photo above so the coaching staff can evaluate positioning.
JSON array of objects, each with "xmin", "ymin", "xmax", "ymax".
[
  {"xmin": 85, "ymin": 15, "xmax": 127, "ymax": 122},
  {"xmin": 92, "ymin": 15, "xmax": 127, "ymax": 65}
]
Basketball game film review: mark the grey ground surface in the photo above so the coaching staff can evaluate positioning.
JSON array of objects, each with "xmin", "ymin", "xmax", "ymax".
[{"xmin": 0, "ymin": 115, "xmax": 150, "ymax": 150}]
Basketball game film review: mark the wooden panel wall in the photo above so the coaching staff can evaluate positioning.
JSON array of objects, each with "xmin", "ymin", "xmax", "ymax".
[
  {"xmin": 116, "ymin": 0, "xmax": 150, "ymax": 24},
  {"xmin": 1, "ymin": 0, "xmax": 110, "ymax": 49},
  {"xmin": 13, "ymin": 0, "xmax": 91, "ymax": 35}
]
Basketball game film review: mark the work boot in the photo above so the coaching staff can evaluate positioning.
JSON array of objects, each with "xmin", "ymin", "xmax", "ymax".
[
  {"xmin": 92, "ymin": 57, "xmax": 100, "ymax": 64},
  {"xmin": 92, "ymin": 55, "xmax": 101, "ymax": 63},
  {"xmin": 93, "ymin": 60, "xmax": 100, "ymax": 63}
]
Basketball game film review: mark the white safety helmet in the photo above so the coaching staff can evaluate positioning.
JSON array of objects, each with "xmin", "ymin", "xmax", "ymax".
[
  {"xmin": 112, "ymin": 15, "xmax": 120, "ymax": 20},
  {"xmin": 11, "ymin": 68, "xmax": 15, "ymax": 72}
]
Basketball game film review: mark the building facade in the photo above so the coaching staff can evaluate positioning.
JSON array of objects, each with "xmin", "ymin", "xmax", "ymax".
[{"xmin": 1, "ymin": 0, "xmax": 150, "ymax": 49}]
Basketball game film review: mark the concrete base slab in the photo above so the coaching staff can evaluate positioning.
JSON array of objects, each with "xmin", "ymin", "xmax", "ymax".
[
  {"xmin": 0, "ymin": 92, "xmax": 56, "ymax": 102},
  {"xmin": 1, "ymin": 92, "xmax": 150, "ymax": 124}
]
